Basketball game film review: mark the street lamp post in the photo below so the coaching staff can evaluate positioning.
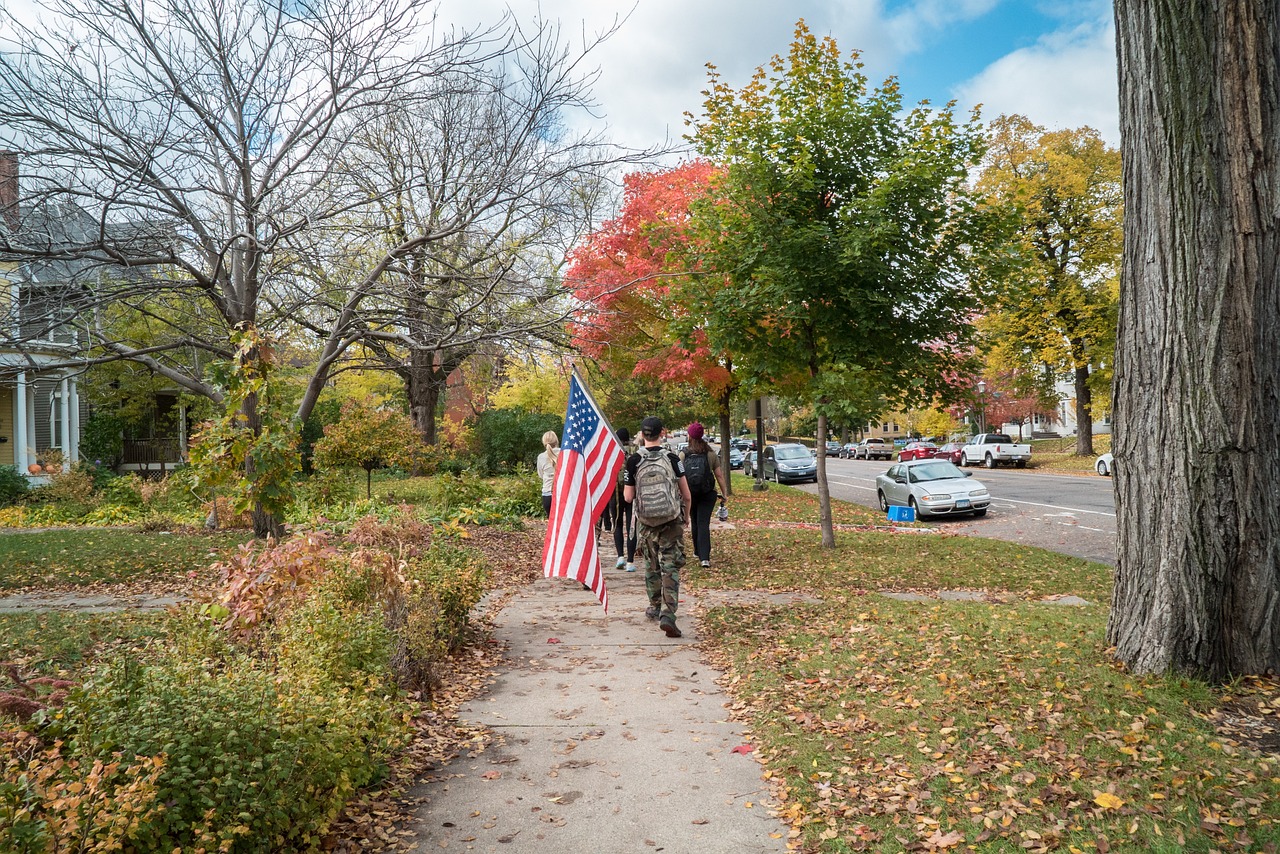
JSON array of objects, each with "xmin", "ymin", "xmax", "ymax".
[{"xmin": 976, "ymin": 380, "xmax": 987, "ymax": 434}]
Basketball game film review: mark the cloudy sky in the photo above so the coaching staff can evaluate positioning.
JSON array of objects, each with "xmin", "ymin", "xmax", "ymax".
[{"xmin": 432, "ymin": 0, "xmax": 1119, "ymax": 155}]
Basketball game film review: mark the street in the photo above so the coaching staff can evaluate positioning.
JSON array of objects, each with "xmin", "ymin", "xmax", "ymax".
[{"xmin": 729, "ymin": 451, "xmax": 1118, "ymax": 566}]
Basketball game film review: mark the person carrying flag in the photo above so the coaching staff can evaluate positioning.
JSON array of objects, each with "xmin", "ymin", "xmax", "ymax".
[
  {"xmin": 623, "ymin": 416, "xmax": 691, "ymax": 638},
  {"xmin": 542, "ymin": 373, "xmax": 625, "ymax": 611}
]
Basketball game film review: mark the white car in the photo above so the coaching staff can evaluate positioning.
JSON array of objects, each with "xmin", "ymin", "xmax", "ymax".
[
  {"xmin": 876, "ymin": 459, "xmax": 991, "ymax": 518},
  {"xmin": 1096, "ymin": 452, "xmax": 1114, "ymax": 476}
]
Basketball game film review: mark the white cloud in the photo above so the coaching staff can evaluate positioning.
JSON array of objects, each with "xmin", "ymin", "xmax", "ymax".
[{"xmin": 954, "ymin": 19, "xmax": 1119, "ymax": 144}]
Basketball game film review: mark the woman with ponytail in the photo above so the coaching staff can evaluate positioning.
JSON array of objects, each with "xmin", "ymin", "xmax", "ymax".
[{"xmin": 536, "ymin": 431, "xmax": 560, "ymax": 516}]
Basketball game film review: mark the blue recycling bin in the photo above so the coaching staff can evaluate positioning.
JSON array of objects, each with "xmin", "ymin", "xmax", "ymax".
[{"xmin": 887, "ymin": 505, "xmax": 915, "ymax": 523}]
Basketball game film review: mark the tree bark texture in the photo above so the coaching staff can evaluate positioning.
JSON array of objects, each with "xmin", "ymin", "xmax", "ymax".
[
  {"xmin": 1109, "ymin": 0, "xmax": 1280, "ymax": 679},
  {"xmin": 1073, "ymin": 361, "xmax": 1095, "ymax": 456},
  {"xmin": 718, "ymin": 387, "xmax": 734, "ymax": 497}
]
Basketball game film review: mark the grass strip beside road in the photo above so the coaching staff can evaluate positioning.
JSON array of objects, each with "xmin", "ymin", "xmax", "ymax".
[
  {"xmin": 693, "ymin": 527, "xmax": 1113, "ymax": 604},
  {"xmin": 690, "ymin": 477, "xmax": 1277, "ymax": 852},
  {"xmin": 701, "ymin": 596, "xmax": 1276, "ymax": 852},
  {"xmin": 0, "ymin": 529, "xmax": 250, "ymax": 590}
]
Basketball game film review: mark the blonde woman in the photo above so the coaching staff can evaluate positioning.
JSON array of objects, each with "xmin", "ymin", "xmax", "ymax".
[{"xmin": 536, "ymin": 431, "xmax": 560, "ymax": 516}]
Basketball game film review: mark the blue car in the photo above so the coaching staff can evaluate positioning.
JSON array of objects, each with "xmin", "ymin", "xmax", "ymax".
[{"xmin": 728, "ymin": 447, "xmax": 745, "ymax": 470}]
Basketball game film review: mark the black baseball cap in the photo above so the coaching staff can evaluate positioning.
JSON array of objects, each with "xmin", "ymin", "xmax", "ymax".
[{"xmin": 640, "ymin": 416, "xmax": 663, "ymax": 437}]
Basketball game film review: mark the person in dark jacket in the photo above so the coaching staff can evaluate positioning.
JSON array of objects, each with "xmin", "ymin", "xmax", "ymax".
[{"xmin": 679, "ymin": 422, "xmax": 729, "ymax": 568}]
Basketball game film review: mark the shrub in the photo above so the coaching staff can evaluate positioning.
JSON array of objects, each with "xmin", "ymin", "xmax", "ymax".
[
  {"xmin": 35, "ymin": 467, "xmax": 98, "ymax": 508},
  {"xmin": 0, "ymin": 733, "xmax": 165, "ymax": 853},
  {"xmin": 215, "ymin": 532, "xmax": 344, "ymax": 633},
  {"xmin": 473, "ymin": 407, "xmax": 562, "ymax": 474},
  {"xmin": 48, "ymin": 637, "xmax": 405, "ymax": 852},
  {"xmin": 422, "ymin": 473, "xmax": 496, "ymax": 515},
  {"xmin": 79, "ymin": 411, "xmax": 126, "ymax": 469},
  {"xmin": 0, "ymin": 467, "xmax": 28, "ymax": 508}
]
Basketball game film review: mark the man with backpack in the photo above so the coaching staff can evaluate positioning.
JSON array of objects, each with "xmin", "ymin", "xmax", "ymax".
[{"xmin": 623, "ymin": 416, "xmax": 692, "ymax": 638}]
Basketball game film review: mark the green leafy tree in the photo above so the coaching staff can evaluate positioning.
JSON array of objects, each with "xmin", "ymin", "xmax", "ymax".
[
  {"xmin": 687, "ymin": 21, "xmax": 999, "ymax": 546},
  {"xmin": 312, "ymin": 398, "xmax": 425, "ymax": 498},
  {"xmin": 976, "ymin": 114, "xmax": 1122, "ymax": 456},
  {"xmin": 188, "ymin": 330, "xmax": 301, "ymax": 536}
]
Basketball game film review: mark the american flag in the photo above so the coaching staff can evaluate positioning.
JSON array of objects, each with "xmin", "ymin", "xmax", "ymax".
[{"xmin": 542, "ymin": 373, "xmax": 625, "ymax": 612}]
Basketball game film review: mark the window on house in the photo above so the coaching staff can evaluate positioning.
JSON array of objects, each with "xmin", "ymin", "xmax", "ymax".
[{"xmin": 48, "ymin": 390, "xmax": 63, "ymax": 449}]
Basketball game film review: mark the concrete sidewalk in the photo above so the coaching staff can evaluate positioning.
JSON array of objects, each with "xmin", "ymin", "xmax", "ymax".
[{"xmin": 404, "ymin": 552, "xmax": 791, "ymax": 853}]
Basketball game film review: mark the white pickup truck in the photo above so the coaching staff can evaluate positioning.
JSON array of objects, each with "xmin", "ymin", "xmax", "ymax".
[{"xmin": 960, "ymin": 433, "xmax": 1031, "ymax": 469}]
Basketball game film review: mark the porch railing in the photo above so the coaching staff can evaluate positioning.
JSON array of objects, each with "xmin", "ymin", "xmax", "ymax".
[{"xmin": 121, "ymin": 438, "xmax": 184, "ymax": 466}]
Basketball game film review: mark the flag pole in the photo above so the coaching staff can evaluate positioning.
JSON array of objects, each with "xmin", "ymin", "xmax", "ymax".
[{"xmin": 571, "ymin": 364, "xmax": 619, "ymax": 438}]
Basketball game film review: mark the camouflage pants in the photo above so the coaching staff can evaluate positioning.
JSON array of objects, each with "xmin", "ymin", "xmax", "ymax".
[{"xmin": 639, "ymin": 518, "xmax": 685, "ymax": 620}]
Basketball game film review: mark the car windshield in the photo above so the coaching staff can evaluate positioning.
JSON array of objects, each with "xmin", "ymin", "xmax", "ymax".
[
  {"xmin": 907, "ymin": 462, "xmax": 965, "ymax": 482},
  {"xmin": 775, "ymin": 446, "xmax": 811, "ymax": 461}
]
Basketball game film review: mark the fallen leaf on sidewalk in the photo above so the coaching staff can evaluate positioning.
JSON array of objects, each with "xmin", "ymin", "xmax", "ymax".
[
  {"xmin": 692, "ymin": 818, "xmax": 709, "ymax": 825},
  {"xmin": 730, "ymin": 744, "xmax": 754, "ymax": 754},
  {"xmin": 481, "ymin": 771, "xmax": 501, "ymax": 780},
  {"xmin": 547, "ymin": 638, "xmax": 561, "ymax": 644}
]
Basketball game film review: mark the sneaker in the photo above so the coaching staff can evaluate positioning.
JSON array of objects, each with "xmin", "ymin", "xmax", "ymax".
[
  {"xmin": 700, "ymin": 559, "xmax": 711, "ymax": 568},
  {"xmin": 615, "ymin": 556, "xmax": 626, "ymax": 569},
  {"xmin": 625, "ymin": 562, "xmax": 637, "ymax": 573},
  {"xmin": 645, "ymin": 605, "xmax": 660, "ymax": 620},
  {"xmin": 660, "ymin": 617, "xmax": 682, "ymax": 638}
]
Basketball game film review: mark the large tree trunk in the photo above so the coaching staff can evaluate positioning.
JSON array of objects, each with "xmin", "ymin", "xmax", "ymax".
[
  {"xmin": 717, "ymin": 386, "xmax": 733, "ymax": 497},
  {"xmin": 1108, "ymin": 0, "xmax": 1280, "ymax": 679},
  {"xmin": 1072, "ymin": 359, "xmax": 1094, "ymax": 456},
  {"xmin": 816, "ymin": 412, "xmax": 835, "ymax": 548},
  {"xmin": 405, "ymin": 364, "xmax": 444, "ymax": 446}
]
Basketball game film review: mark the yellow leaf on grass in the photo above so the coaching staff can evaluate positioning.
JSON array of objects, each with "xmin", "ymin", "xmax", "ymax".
[{"xmin": 1094, "ymin": 792, "xmax": 1125, "ymax": 810}]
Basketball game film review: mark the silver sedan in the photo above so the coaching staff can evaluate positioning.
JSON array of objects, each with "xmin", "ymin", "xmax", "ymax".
[{"xmin": 876, "ymin": 459, "xmax": 991, "ymax": 518}]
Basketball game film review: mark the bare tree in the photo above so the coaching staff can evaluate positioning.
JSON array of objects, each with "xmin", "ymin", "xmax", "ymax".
[
  {"xmin": 1108, "ymin": 1, "xmax": 1280, "ymax": 678},
  {"xmin": 293, "ymin": 20, "xmax": 652, "ymax": 444}
]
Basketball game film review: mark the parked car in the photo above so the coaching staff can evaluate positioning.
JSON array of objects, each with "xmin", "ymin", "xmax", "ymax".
[
  {"xmin": 876, "ymin": 459, "xmax": 991, "ymax": 519},
  {"xmin": 934, "ymin": 442, "xmax": 965, "ymax": 464},
  {"xmin": 742, "ymin": 450, "xmax": 758, "ymax": 477},
  {"xmin": 728, "ymin": 447, "xmax": 746, "ymax": 470},
  {"xmin": 1095, "ymin": 452, "xmax": 1114, "ymax": 476},
  {"xmin": 852, "ymin": 437, "xmax": 893, "ymax": 460},
  {"xmin": 824, "ymin": 440, "xmax": 843, "ymax": 456},
  {"xmin": 730, "ymin": 437, "xmax": 751, "ymax": 451},
  {"xmin": 960, "ymin": 433, "xmax": 1031, "ymax": 468},
  {"xmin": 839, "ymin": 442, "xmax": 858, "ymax": 458},
  {"xmin": 761, "ymin": 443, "xmax": 818, "ymax": 484},
  {"xmin": 898, "ymin": 441, "xmax": 939, "ymax": 462}
]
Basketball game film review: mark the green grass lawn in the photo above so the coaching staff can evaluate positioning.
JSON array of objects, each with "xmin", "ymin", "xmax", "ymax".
[
  {"xmin": 686, "ymin": 482, "xmax": 1278, "ymax": 852},
  {"xmin": 1029, "ymin": 434, "xmax": 1113, "ymax": 474},
  {"xmin": 0, "ymin": 529, "xmax": 250, "ymax": 590}
]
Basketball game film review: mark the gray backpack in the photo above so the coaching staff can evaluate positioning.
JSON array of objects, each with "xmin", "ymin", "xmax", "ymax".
[{"xmin": 633, "ymin": 449, "xmax": 681, "ymax": 527}]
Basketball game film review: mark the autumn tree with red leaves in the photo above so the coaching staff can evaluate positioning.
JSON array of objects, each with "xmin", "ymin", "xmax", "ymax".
[{"xmin": 567, "ymin": 161, "xmax": 742, "ymax": 488}]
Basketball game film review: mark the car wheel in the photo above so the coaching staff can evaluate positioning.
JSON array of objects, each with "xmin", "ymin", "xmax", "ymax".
[
  {"xmin": 1015, "ymin": 460, "xmax": 1026, "ymax": 469},
  {"xmin": 908, "ymin": 497, "xmax": 920, "ymax": 519},
  {"xmin": 972, "ymin": 508, "xmax": 988, "ymax": 518},
  {"xmin": 1097, "ymin": 459, "xmax": 1110, "ymax": 476},
  {"xmin": 877, "ymin": 490, "xmax": 889, "ymax": 512},
  {"xmin": 984, "ymin": 454, "xmax": 996, "ymax": 469}
]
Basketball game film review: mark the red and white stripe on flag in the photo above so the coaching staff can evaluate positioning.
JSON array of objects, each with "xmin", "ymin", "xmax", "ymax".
[{"xmin": 541, "ymin": 374, "xmax": 624, "ymax": 612}]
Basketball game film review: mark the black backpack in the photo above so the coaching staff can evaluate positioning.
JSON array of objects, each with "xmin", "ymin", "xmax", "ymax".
[{"xmin": 683, "ymin": 451, "xmax": 714, "ymax": 496}]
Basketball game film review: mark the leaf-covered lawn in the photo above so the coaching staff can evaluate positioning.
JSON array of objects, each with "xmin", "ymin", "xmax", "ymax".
[
  {"xmin": 0, "ymin": 529, "xmax": 250, "ymax": 590},
  {"xmin": 727, "ymin": 473, "xmax": 890, "ymax": 527},
  {"xmin": 701, "ymin": 597, "xmax": 1279, "ymax": 852},
  {"xmin": 691, "ymin": 527, "xmax": 1113, "ymax": 603},
  {"xmin": 0, "ymin": 611, "xmax": 172, "ymax": 675}
]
